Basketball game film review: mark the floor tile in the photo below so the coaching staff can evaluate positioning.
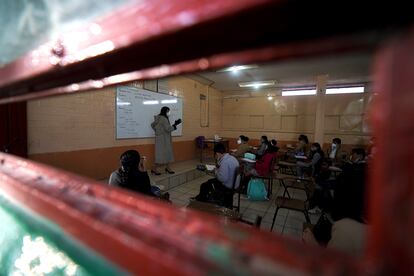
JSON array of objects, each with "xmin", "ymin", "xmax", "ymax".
[
  {"xmin": 282, "ymin": 226, "xmax": 302, "ymax": 240},
  {"xmin": 262, "ymin": 212, "xmax": 286, "ymax": 226},
  {"xmin": 284, "ymin": 215, "xmax": 305, "ymax": 229},
  {"xmin": 261, "ymin": 223, "xmax": 283, "ymax": 233}
]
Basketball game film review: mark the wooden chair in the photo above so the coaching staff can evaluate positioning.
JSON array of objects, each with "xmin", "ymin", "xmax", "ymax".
[{"xmin": 270, "ymin": 178, "xmax": 315, "ymax": 231}]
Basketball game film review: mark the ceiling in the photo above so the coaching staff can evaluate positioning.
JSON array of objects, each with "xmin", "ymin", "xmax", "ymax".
[{"xmin": 187, "ymin": 51, "xmax": 373, "ymax": 92}]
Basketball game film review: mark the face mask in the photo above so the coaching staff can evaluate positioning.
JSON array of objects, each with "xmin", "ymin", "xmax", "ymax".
[
  {"xmin": 167, "ymin": 111, "xmax": 171, "ymax": 116},
  {"xmin": 237, "ymin": 139, "xmax": 242, "ymax": 145},
  {"xmin": 311, "ymin": 147, "xmax": 316, "ymax": 152},
  {"xmin": 331, "ymin": 143, "xmax": 337, "ymax": 149}
]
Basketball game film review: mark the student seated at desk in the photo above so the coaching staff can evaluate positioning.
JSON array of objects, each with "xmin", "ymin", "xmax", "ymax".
[
  {"xmin": 233, "ymin": 135, "xmax": 250, "ymax": 158},
  {"xmin": 303, "ymin": 155, "xmax": 368, "ymax": 256},
  {"xmin": 328, "ymin": 137, "xmax": 342, "ymax": 164},
  {"xmin": 297, "ymin": 142, "xmax": 324, "ymax": 178},
  {"xmin": 109, "ymin": 150, "xmax": 154, "ymax": 196},
  {"xmin": 240, "ymin": 145, "xmax": 278, "ymax": 192},
  {"xmin": 109, "ymin": 150, "xmax": 171, "ymax": 201},
  {"xmin": 195, "ymin": 143, "xmax": 239, "ymax": 208},
  {"xmin": 295, "ymin": 134, "xmax": 309, "ymax": 156},
  {"xmin": 255, "ymin": 135, "xmax": 269, "ymax": 157},
  {"xmin": 246, "ymin": 144, "xmax": 278, "ymax": 177}
]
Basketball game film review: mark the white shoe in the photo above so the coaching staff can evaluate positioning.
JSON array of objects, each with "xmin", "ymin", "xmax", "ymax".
[{"xmin": 308, "ymin": 207, "xmax": 321, "ymax": 214}]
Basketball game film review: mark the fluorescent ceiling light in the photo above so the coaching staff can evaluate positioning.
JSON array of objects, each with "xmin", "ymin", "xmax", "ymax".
[
  {"xmin": 239, "ymin": 80, "xmax": 275, "ymax": 88},
  {"xmin": 326, "ymin": 86, "xmax": 365, "ymax": 94},
  {"xmin": 217, "ymin": 64, "xmax": 258, "ymax": 73},
  {"xmin": 161, "ymin": 99, "xmax": 177, "ymax": 104},
  {"xmin": 143, "ymin": 100, "xmax": 159, "ymax": 105},
  {"xmin": 267, "ymin": 96, "xmax": 273, "ymax": 101},
  {"xmin": 282, "ymin": 89, "xmax": 316, "ymax": 96},
  {"xmin": 117, "ymin": 101, "xmax": 131, "ymax": 106}
]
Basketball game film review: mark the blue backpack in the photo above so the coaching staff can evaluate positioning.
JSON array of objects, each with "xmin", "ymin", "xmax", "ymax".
[{"xmin": 247, "ymin": 178, "xmax": 268, "ymax": 201}]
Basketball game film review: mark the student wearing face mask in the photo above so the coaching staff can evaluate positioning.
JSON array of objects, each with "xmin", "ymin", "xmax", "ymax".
[
  {"xmin": 297, "ymin": 142, "xmax": 325, "ymax": 178},
  {"xmin": 194, "ymin": 143, "xmax": 240, "ymax": 207},
  {"xmin": 328, "ymin": 138, "xmax": 342, "ymax": 164},
  {"xmin": 151, "ymin": 106, "xmax": 182, "ymax": 175},
  {"xmin": 233, "ymin": 135, "xmax": 250, "ymax": 158}
]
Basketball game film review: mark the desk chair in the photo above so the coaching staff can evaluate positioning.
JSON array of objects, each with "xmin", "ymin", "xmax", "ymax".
[
  {"xmin": 230, "ymin": 167, "xmax": 243, "ymax": 212},
  {"xmin": 276, "ymin": 175, "xmax": 313, "ymax": 199},
  {"xmin": 210, "ymin": 166, "xmax": 242, "ymax": 210},
  {"xmin": 270, "ymin": 178, "xmax": 315, "ymax": 231},
  {"xmin": 277, "ymin": 161, "xmax": 297, "ymax": 176}
]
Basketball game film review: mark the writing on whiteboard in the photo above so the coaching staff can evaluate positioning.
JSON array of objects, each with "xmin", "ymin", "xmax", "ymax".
[{"xmin": 116, "ymin": 86, "xmax": 183, "ymax": 139}]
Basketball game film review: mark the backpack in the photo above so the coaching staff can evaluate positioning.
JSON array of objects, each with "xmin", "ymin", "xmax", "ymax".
[{"xmin": 247, "ymin": 178, "xmax": 268, "ymax": 201}]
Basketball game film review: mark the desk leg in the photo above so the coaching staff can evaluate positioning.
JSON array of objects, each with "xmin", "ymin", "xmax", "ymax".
[{"xmin": 200, "ymin": 140, "xmax": 204, "ymax": 163}]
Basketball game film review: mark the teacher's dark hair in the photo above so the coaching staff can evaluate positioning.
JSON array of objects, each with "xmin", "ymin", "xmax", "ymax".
[{"xmin": 159, "ymin": 106, "xmax": 170, "ymax": 118}]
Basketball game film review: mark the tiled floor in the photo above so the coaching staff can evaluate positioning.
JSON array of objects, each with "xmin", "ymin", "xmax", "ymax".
[{"xmin": 167, "ymin": 175, "xmax": 319, "ymax": 239}]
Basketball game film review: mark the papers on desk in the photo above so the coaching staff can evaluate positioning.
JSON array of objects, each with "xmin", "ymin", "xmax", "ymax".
[
  {"xmin": 205, "ymin": 164, "xmax": 216, "ymax": 171},
  {"xmin": 295, "ymin": 155, "xmax": 308, "ymax": 160},
  {"xmin": 240, "ymin": 158, "xmax": 256, "ymax": 163},
  {"xmin": 329, "ymin": 166, "xmax": 343, "ymax": 172},
  {"xmin": 230, "ymin": 149, "xmax": 237, "ymax": 153}
]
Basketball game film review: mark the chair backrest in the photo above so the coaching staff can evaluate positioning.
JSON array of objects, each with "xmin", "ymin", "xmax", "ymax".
[{"xmin": 231, "ymin": 166, "xmax": 241, "ymax": 191}]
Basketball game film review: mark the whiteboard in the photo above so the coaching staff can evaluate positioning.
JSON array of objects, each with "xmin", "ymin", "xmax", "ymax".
[{"xmin": 116, "ymin": 86, "xmax": 183, "ymax": 139}]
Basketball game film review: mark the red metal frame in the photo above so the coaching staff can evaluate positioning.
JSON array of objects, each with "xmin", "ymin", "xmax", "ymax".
[
  {"xmin": 0, "ymin": 0, "xmax": 413, "ymax": 274},
  {"xmin": 1, "ymin": 0, "xmax": 413, "ymax": 102},
  {"xmin": 0, "ymin": 152, "xmax": 359, "ymax": 275}
]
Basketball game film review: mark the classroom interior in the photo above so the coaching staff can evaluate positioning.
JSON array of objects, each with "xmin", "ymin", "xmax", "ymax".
[
  {"xmin": 20, "ymin": 51, "xmax": 373, "ymax": 239},
  {"xmin": 27, "ymin": 52, "xmax": 372, "ymax": 179}
]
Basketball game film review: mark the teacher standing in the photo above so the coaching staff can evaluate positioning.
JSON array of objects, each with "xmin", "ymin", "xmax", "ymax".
[{"xmin": 151, "ymin": 106, "xmax": 182, "ymax": 175}]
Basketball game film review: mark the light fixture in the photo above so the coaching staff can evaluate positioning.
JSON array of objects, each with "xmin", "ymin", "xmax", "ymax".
[
  {"xmin": 117, "ymin": 101, "xmax": 131, "ymax": 106},
  {"xmin": 282, "ymin": 89, "xmax": 316, "ymax": 96},
  {"xmin": 267, "ymin": 96, "xmax": 273, "ymax": 101},
  {"xmin": 161, "ymin": 99, "xmax": 177, "ymax": 104},
  {"xmin": 217, "ymin": 64, "xmax": 259, "ymax": 73},
  {"xmin": 143, "ymin": 100, "xmax": 159, "ymax": 105},
  {"xmin": 326, "ymin": 86, "xmax": 365, "ymax": 94},
  {"xmin": 239, "ymin": 80, "xmax": 276, "ymax": 88}
]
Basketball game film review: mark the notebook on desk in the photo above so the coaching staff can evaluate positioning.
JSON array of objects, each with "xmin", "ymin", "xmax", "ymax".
[
  {"xmin": 295, "ymin": 155, "xmax": 308, "ymax": 160},
  {"xmin": 205, "ymin": 164, "xmax": 216, "ymax": 171}
]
